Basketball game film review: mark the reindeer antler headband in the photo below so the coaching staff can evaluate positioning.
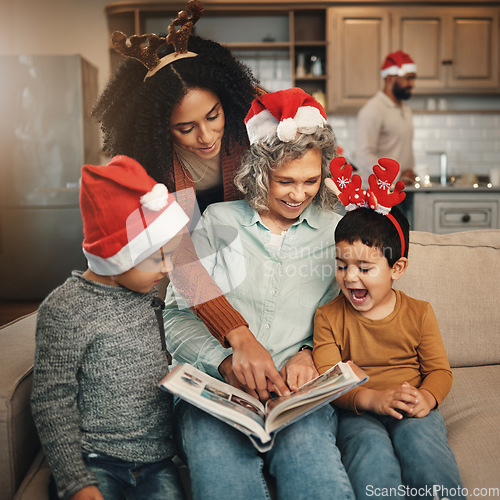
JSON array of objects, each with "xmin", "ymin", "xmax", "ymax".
[
  {"xmin": 325, "ymin": 157, "xmax": 407, "ymax": 257},
  {"xmin": 111, "ymin": 0, "xmax": 203, "ymax": 80}
]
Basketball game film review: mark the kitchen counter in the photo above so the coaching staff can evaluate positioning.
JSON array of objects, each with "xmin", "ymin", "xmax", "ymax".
[
  {"xmin": 403, "ymin": 174, "xmax": 500, "ymax": 193},
  {"xmin": 405, "ymin": 185, "xmax": 500, "ymax": 193}
]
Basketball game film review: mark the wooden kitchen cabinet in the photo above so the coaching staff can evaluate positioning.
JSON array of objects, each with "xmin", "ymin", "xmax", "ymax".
[
  {"xmin": 326, "ymin": 7, "xmax": 390, "ymax": 112},
  {"xmin": 105, "ymin": 2, "xmax": 328, "ymax": 106},
  {"xmin": 411, "ymin": 191, "xmax": 500, "ymax": 234},
  {"xmin": 327, "ymin": 5, "xmax": 500, "ymax": 111},
  {"xmin": 106, "ymin": 1, "xmax": 500, "ymax": 114},
  {"xmin": 392, "ymin": 7, "xmax": 500, "ymax": 92}
]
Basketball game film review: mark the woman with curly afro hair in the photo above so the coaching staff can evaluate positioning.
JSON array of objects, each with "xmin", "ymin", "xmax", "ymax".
[
  {"xmin": 93, "ymin": 34, "xmax": 260, "ymax": 215},
  {"xmin": 93, "ymin": 29, "xmax": 290, "ymax": 404}
]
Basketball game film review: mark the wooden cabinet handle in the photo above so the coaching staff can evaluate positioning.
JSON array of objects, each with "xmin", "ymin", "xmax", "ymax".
[{"xmin": 442, "ymin": 60, "xmax": 453, "ymax": 65}]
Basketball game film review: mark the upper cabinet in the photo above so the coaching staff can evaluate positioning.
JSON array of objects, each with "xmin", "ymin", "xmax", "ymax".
[
  {"xmin": 392, "ymin": 7, "xmax": 499, "ymax": 92},
  {"xmin": 106, "ymin": 3, "xmax": 329, "ymax": 109},
  {"xmin": 291, "ymin": 10, "xmax": 328, "ymax": 108},
  {"xmin": 327, "ymin": 5, "xmax": 500, "ymax": 112},
  {"xmin": 327, "ymin": 7, "xmax": 390, "ymax": 112},
  {"xmin": 106, "ymin": 2, "xmax": 500, "ymax": 114}
]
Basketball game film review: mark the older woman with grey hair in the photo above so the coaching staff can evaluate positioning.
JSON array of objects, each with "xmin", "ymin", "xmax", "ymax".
[
  {"xmin": 234, "ymin": 125, "xmax": 338, "ymax": 213},
  {"xmin": 164, "ymin": 88, "xmax": 352, "ymax": 500}
]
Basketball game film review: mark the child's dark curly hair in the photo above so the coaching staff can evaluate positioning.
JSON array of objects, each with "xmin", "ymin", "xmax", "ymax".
[
  {"xmin": 92, "ymin": 35, "xmax": 259, "ymax": 189},
  {"xmin": 335, "ymin": 207, "xmax": 410, "ymax": 267}
]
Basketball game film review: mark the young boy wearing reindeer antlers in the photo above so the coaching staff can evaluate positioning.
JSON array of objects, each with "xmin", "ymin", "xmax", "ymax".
[{"xmin": 313, "ymin": 158, "xmax": 464, "ymax": 500}]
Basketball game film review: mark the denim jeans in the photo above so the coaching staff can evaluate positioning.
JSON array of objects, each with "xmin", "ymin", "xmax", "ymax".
[
  {"xmin": 176, "ymin": 400, "xmax": 355, "ymax": 500},
  {"xmin": 337, "ymin": 409, "xmax": 465, "ymax": 500},
  {"xmin": 82, "ymin": 453, "xmax": 185, "ymax": 499}
]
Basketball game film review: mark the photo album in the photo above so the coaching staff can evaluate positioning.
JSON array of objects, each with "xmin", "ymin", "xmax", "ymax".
[{"xmin": 160, "ymin": 361, "xmax": 367, "ymax": 452}]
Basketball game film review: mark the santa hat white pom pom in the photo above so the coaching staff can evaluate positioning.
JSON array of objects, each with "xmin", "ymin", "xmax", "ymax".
[
  {"xmin": 140, "ymin": 183, "xmax": 169, "ymax": 211},
  {"xmin": 277, "ymin": 118, "xmax": 298, "ymax": 142},
  {"xmin": 295, "ymin": 106, "xmax": 326, "ymax": 134}
]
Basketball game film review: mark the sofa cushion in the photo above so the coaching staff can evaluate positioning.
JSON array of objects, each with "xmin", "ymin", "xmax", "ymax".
[
  {"xmin": 440, "ymin": 365, "xmax": 500, "ymax": 494},
  {"xmin": 395, "ymin": 230, "xmax": 500, "ymax": 368},
  {"xmin": 0, "ymin": 312, "xmax": 40, "ymax": 499},
  {"xmin": 13, "ymin": 450, "xmax": 50, "ymax": 500}
]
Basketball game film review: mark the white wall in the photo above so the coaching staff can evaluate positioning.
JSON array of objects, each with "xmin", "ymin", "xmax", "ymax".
[{"xmin": 0, "ymin": 0, "xmax": 111, "ymax": 92}]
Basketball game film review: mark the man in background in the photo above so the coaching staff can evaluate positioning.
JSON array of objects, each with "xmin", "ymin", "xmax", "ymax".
[{"xmin": 355, "ymin": 50, "xmax": 417, "ymax": 186}]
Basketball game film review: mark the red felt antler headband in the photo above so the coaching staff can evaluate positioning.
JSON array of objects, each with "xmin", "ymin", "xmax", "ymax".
[{"xmin": 325, "ymin": 157, "xmax": 407, "ymax": 257}]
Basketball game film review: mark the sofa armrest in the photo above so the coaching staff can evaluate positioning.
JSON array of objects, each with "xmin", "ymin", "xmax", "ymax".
[
  {"xmin": 13, "ymin": 450, "xmax": 50, "ymax": 500},
  {"xmin": 0, "ymin": 312, "xmax": 41, "ymax": 499}
]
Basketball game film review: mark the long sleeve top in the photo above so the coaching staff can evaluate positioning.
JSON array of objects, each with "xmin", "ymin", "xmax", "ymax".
[
  {"xmin": 169, "ymin": 139, "xmax": 249, "ymax": 347},
  {"xmin": 31, "ymin": 272, "xmax": 175, "ymax": 499},
  {"xmin": 313, "ymin": 290, "xmax": 452, "ymax": 413},
  {"xmin": 355, "ymin": 91, "xmax": 414, "ymax": 185},
  {"xmin": 165, "ymin": 201, "xmax": 342, "ymax": 379}
]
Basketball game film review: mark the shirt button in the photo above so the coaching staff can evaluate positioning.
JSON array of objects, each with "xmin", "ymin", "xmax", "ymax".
[
  {"xmin": 271, "ymin": 290, "xmax": 276, "ymax": 295},
  {"xmin": 265, "ymin": 324, "xmax": 270, "ymax": 329}
]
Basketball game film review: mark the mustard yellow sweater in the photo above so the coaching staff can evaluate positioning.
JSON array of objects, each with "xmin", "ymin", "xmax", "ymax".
[{"xmin": 313, "ymin": 290, "xmax": 452, "ymax": 413}]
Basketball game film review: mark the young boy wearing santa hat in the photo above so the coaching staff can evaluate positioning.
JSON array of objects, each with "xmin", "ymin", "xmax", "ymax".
[{"xmin": 31, "ymin": 155, "xmax": 189, "ymax": 500}]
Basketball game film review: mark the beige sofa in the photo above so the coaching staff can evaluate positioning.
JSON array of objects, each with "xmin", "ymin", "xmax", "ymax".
[{"xmin": 1, "ymin": 229, "xmax": 499, "ymax": 499}]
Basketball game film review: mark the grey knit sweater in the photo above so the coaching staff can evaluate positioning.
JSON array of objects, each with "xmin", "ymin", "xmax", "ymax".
[{"xmin": 31, "ymin": 271, "xmax": 175, "ymax": 499}]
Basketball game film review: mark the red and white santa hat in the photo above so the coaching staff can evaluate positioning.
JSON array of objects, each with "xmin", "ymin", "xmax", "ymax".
[
  {"xmin": 80, "ymin": 155, "xmax": 189, "ymax": 276},
  {"xmin": 244, "ymin": 87, "xmax": 327, "ymax": 145},
  {"xmin": 380, "ymin": 50, "xmax": 417, "ymax": 78}
]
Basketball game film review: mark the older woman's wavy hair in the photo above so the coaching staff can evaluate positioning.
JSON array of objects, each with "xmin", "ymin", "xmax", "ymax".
[{"xmin": 234, "ymin": 125, "xmax": 338, "ymax": 212}]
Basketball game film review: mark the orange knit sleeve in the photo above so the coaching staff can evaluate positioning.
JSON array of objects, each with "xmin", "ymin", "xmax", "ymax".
[
  {"xmin": 170, "ymin": 142, "xmax": 250, "ymax": 347},
  {"xmin": 169, "ymin": 229, "xmax": 248, "ymax": 347}
]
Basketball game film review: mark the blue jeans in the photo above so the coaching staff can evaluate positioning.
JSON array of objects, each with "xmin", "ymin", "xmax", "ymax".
[
  {"xmin": 337, "ymin": 409, "xmax": 465, "ymax": 500},
  {"xmin": 176, "ymin": 400, "xmax": 354, "ymax": 500},
  {"xmin": 83, "ymin": 453, "xmax": 185, "ymax": 499}
]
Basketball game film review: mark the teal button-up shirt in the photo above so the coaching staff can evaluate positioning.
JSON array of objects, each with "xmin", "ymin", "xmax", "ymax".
[{"xmin": 165, "ymin": 200, "xmax": 342, "ymax": 379}]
